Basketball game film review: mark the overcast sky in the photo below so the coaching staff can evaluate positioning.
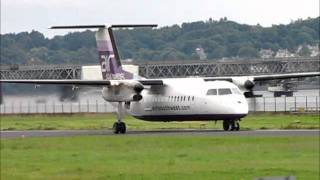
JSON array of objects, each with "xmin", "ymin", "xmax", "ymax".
[{"xmin": 1, "ymin": 0, "xmax": 319, "ymax": 38}]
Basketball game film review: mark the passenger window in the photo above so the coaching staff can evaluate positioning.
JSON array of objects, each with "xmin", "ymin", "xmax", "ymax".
[
  {"xmin": 218, "ymin": 88, "xmax": 232, "ymax": 95},
  {"xmin": 192, "ymin": 96, "xmax": 195, "ymax": 101},
  {"xmin": 188, "ymin": 96, "xmax": 190, "ymax": 101},
  {"xmin": 206, "ymin": 89, "xmax": 217, "ymax": 95}
]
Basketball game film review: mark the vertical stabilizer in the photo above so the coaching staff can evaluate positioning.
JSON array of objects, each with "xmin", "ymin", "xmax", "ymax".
[{"xmin": 95, "ymin": 28, "xmax": 132, "ymax": 80}]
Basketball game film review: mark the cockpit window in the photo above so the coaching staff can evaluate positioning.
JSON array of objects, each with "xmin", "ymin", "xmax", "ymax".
[
  {"xmin": 231, "ymin": 88, "xmax": 242, "ymax": 95},
  {"xmin": 218, "ymin": 88, "xmax": 232, "ymax": 95},
  {"xmin": 206, "ymin": 89, "xmax": 217, "ymax": 95}
]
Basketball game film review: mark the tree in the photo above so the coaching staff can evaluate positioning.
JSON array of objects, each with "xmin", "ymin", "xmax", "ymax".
[
  {"xmin": 298, "ymin": 45, "xmax": 311, "ymax": 57},
  {"xmin": 1, "ymin": 16, "xmax": 319, "ymax": 65},
  {"xmin": 29, "ymin": 30, "xmax": 47, "ymax": 48},
  {"xmin": 296, "ymin": 32, "xmax": 313, "ymax": 44},
  {"xmin": 158, "ymin": 48, "xmax": 187, "ymax": 60},
  {"xmin": 237, "ymin": 46, "xmax": 259, "ymax": 58},
  {"xmin": 209, "ymin": 46, "xmax": 227, "ymax": 59},
  {"xmin": 1, "ymin": 47, "xmax": 28, "ymax": 64},
  {"xmin": 28, "ymin": 47, "xmax": 49, "ymax": 62}
]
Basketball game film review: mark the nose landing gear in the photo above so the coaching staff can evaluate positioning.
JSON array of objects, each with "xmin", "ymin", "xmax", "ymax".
[
  {"xmin": 113, "ymin": 102, "xmax": 127, "ymax": 134},
  {"xmin": 223, "ymin": 120, "xmax": 240, "ymax": 131}
]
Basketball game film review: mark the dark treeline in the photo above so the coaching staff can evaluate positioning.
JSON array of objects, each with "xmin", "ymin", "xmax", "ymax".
[{"xmin": 1, "ymin": 17, "xmax": 319, "ymax": 65}]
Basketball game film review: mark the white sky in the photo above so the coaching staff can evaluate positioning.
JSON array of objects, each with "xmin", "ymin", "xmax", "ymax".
[{"xmin": 1, "ymin": 0, "xmax": 319, "ymax": 38}]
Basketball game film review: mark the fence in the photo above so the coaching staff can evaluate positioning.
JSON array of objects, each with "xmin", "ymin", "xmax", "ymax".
[
  {"xmin": 247, "ymin": 96, "xmax": 319, "ymax": 113},
  {"xmin": 0, "ymin": 96, "xmax": 319, "ymax": 114},
  {"xmin": 0, "ymin": 100, "xmax": 116, "ymax": 114}
]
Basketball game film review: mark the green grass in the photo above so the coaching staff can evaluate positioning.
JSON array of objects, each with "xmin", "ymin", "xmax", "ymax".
[
  {"xmin": 0, "ymin": 113, "xmax": 319, "ymax": 131},
  {"xmin": 1, "ymin": 135, "xmax": 319, "ymax": 179}
]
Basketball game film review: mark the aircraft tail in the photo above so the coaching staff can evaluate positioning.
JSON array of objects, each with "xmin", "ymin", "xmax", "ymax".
[
  {"xmin": 95, "ymin": 28, "xmax": 131, "ymax": 80},
  {"xmin": 51, "ymin": 24, "xmax": 157, "ymax": 80}
]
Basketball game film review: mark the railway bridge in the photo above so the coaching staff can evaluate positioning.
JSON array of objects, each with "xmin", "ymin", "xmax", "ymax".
[{"xmin": 0, "ymin": 57, "xmax": 319, "ymax": 79}]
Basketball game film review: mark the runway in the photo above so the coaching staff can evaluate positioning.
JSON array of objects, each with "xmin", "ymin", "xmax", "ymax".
[{"xmin": 1, "ymin": 129, "xmax": 319, "ymax": 138}]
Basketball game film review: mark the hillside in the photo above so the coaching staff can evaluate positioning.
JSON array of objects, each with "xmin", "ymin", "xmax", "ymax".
[{"xmin": 1, "ymin": 17, "xmax": 319, "ymax": 65}]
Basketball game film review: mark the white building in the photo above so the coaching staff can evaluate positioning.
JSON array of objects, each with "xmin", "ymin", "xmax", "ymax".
[
  {"xmin": 259, "ymin": 49, "xmax": 274, "ymax": 58},
  {"xmin": 295, "ymin": 45, "xmax": 319, "ymax": 57},
  {"xmin": 275, "ymin": 49, "xmax": 295, "ymax": 58},
  {"xmin": 309, "ymin": 45, "xmax": 319, "ymax": 57}
]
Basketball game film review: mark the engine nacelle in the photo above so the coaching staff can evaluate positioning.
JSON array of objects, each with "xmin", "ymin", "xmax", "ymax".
[
  {"xmin": 232, "ymin": 77, "xmax": 255, "ymax": 91},
  {"xmin": 102, "ymin": 80, "xmax": 144, "ymax": 102}
]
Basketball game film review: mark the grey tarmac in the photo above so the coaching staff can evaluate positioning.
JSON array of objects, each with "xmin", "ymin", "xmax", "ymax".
[{"xmin": 1, "ymin": 129, "xmax": 319, "ymax": 138}]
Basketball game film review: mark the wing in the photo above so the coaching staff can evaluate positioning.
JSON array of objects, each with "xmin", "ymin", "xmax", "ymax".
[
  {"xmin": 251, "ymin": 72, "xmax": 320, "ymax": 81},
  {"xmin": 0, "ymin": 79, "xmax": 110, "ymax": 86},
  {"xmin": 0, "ymin": 79, "xmax": 163, "ymax": 86},
  {"xmin": 1, "ymin": 72, "xmax": 317, "ymax": 86},
  {"xmin": 204, "ymin": 72, "xmax": 320, "ymax": 82}
]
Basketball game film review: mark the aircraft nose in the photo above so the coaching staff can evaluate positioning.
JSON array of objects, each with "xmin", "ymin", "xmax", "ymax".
[{"xmin": 233, "ymin": 99, "xmax": 248, "ymax": 114}]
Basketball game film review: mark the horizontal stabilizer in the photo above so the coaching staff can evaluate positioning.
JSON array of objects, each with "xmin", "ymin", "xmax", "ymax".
[
  {"xmin": 50, "ymin": 25, "xmax": 106, "ymax": 29},
  {"xmin": 50, "ymin": 24, "xmax": 157, "ymax": 29},
  {"xmin": 111, "ymin": 24, "xmax": 157, "ymax": 28}
]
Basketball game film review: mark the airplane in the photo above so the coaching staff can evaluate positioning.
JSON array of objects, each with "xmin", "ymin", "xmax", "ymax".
[{"xmin": 1, "ymin": 24, "xmax": 319, "ymax": 134}]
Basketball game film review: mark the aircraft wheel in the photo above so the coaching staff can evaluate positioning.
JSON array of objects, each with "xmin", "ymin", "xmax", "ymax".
[
  {"xmin": 119, "ymin": 122, "xmax": 126, "ymax": 134},
  {"xmin": 113, "ymin": 122, "xmax": 126, "ymax": 134},
  {"xmin": 113, "ymin": 122, "xmax": 120, "ymax": 134},
  {"xmin": 223, "ymin": 120, "xmax": 230, "ymax": 131}
]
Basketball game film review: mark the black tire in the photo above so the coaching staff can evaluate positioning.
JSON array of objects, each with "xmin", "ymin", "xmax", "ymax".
[
  {"xmin": 113, "ymin": 122, "xmax": 120, "ymax": 134},
  {"xmin": 119, "ymin": 122, "xmax": 126, "ymax": 134},
  {"xmin": 223, "ymin": 120, "xmax": 230, "ymax": 131}
]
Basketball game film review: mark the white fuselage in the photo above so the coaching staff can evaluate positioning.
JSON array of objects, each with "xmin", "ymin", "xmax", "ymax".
[{"xmin": 103, "ymin": 78, "xmax": 248, "ymax": 121}]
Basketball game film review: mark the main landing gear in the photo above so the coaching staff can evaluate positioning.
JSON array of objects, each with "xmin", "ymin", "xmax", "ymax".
[
  {"xmin": 223, "ymin": 120, "xmax": 240, "ymax": 131},
  {"xmin": 113, "ymin": 102, "xmax": 127, "ymax": 134}
]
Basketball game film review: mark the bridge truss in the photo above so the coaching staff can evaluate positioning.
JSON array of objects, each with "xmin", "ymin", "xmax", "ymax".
[
  {"xmin": 0, "ymin": 65, "xmax": 82, "ymax": 79},
  {"xmin": 138, "ymin": 57, "xmax": 320, "ymax": 78},
  {"xmin": 0, "ymin": 57, "xmax": 319, "ymax": 80}
]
